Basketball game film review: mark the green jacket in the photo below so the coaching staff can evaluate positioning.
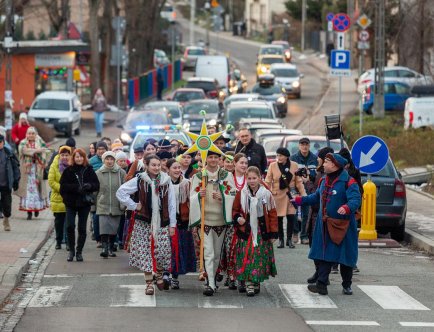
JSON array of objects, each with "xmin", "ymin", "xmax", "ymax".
[
  {"xmin": 48, "ymin": 155, "xmax": 66, "ymax": 213},
  {"xmin": 96, "ymin": 164, "xmax": 126, "ymax": 216}
]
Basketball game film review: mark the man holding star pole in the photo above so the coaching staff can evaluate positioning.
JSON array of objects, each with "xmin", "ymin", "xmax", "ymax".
[{"xmin": 184, "ymin": 114, "xmax": 236, "ymax": 296}]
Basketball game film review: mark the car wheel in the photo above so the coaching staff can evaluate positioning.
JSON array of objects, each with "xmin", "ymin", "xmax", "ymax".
[
  {"xmin": 65, "ymin": 125, "xmax": 73, "ymax": 137},
  {"xmin": 390, "ymin": 221, "xmax": 405, "ymax": 242},
  {"xmin": 74, "ymin": 127, "xmax": 80, "ymax": 135}
]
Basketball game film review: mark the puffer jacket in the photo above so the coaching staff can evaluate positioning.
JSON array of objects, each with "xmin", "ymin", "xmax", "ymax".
[
  {"xmin": 48, "ymin": 155, "xmax": 66, "ymax": 213},
  {"xmin": 95, "ymin": 164, "xmax": 126, "ymax": 216}
]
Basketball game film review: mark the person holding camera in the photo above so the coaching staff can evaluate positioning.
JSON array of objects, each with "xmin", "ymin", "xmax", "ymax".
[
  {"xmin": 60, "ymin": 148, "xmax": 100, "ymax": 262},
  {"xmin": 265, "ymin": 148, "xmax": 306, "ymax": 248},
  {"xmin": 290, "ymin": 137, "xmax": 318, "ymax": 244}
]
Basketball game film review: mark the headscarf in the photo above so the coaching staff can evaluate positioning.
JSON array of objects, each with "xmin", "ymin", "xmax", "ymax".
[{"xmin": 18, "ymin": 127, "xmax": 48, "ymax": 176}]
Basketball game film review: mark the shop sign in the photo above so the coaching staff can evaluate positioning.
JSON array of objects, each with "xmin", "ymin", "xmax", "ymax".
[{"xmin": 35, "ymin": 52, "xmax": 75, "ymax": 68}]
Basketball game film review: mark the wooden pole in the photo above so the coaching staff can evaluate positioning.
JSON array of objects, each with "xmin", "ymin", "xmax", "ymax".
[{"xmin": 199, "ymin": 172, "xmax": 206, "ymax": 274}]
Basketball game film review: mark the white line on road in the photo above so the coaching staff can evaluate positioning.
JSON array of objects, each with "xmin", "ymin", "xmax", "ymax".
[
  {"xmin": 400, "ymin": 322, "xmax": 434, "ymax": 327},
  {"xmin": 110, "ymin": 285, "xmax": 156, "ymax": 307},
  {"xmin": 307, "ymin": 321, "xmax": 380, "ymax": 326},
  {"xmin": 358, "ymin": 285, "xmax": 430, "ymax": 310},
  {"xmin": 28, "ymin": 286, "xmax": 71, "ymax": 307},
  {"xmin": 199, "ymin": 298, "xmax": 243, "ymax": 309},
  {"xmin": 279, "ymin": 284, "xmax": 337, "ymax": 309},
  {"xmin": 100, "ymin": 273, "xmax": 143, "ymax": 277},
  {"xmin": 43, "ymin": 274, "xmax": 76, "ymax": 278}
]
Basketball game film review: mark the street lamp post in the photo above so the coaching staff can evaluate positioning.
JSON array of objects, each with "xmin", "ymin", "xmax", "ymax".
[{"xmin": 205, "ymin": 1, "xmax": 211, "ymax": 47}]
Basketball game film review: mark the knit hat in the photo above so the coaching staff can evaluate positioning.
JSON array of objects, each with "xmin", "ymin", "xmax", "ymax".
[
  {"xmin": 19, "ymin": 113, "xmax": 28, "ymax": 120},
  {"xmin": 156, "ymin": 150, "xmax": 172, "ymax": 160},
  {"xmin": 325, "ymin": 153, "xmax": 347, "ymax": 169},
  {"xmin": 317, "ymin": 147, "xmax": 334, "ymax": 161},
  {"xmin": 276, "ymin": 147, "xmax": 290, "ymax": 157},
  {"xmin": 65, "ymin": 137, "xmax": 76, "ymax": 148},
  {"xmin": 58, "ymin": 145, "xmax": 72, "ymax": 154},
  {"xmin": 111, "ymin": 142, "xmax": 124, "ymax": 152},
  {"xmin": 102, "ymin": 151, "xmax": 116, "ymax": 161},
  {"xmin": 96, "ymin": 141, "xmax": 108, "ymax": 151},
  {"xmin": 115, "ymin": 151, "xmax": 128, "ymax": 161},
  {"xmin": 338, "ymin": 148, "xmax": 352, "ymax": 165}
]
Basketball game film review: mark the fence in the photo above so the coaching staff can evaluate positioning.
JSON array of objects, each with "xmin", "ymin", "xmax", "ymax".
[{"xmin": 127, "ymin": 59, "xmax": 183, "ymax": 107}]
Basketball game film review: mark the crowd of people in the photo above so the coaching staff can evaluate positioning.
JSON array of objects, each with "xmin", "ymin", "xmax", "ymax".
[{"xmin": 1, "ymin": 119, "xmax": 362, "ymax": 298}]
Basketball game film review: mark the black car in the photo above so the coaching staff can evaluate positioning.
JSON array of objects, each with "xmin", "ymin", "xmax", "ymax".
[
  {"xmin": 251, "ymin": 74, "xmax": 288, "ymax": 117},
  {"xmin": 360, "ymin": 158, "xmax": 407, "ymax": 241},
  {"xmin": 182, "ymin": 99, "xmax": 223, "ymax": 132}
]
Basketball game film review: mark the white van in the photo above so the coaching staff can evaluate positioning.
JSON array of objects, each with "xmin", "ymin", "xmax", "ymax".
[
  {"xmin": 28, "ymin": 91, "xmax": 81, "ymax": 136},
  {"xmin": 404, "ymin": 97, "xmax": 434, "ymax": 129},
  {"xmin": 195, "ymin": 55, "xmax": 230, "ymax": 89}
]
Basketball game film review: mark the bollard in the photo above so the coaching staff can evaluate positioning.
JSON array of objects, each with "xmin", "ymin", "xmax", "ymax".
[{"xmin": 359, "ymin": 178, "xmax": 378, "ymax": 240}]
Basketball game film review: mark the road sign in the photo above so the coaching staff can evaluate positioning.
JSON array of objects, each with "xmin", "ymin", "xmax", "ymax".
[
  {"xmin": 330, "ymin": 50, "xmax": 350, "ymax": 76},
  {"xmin": 336, "ymin": 32, "xmax": 345, "ymax": 49},
  {"xmin": 359, "ymin": 30, "xmax": 370, "ymax": 41},
  {"xmin": 357, "ymin": 41, "xmax": 370, "ymax": 49},
  {"xmin": 332, "ymin": 13, "xmax": 351, "ymax": 32},
  {"xmin": 326, "ymin": 12, "xmax": 335, "ymax": 21},
  {"xmin": 327, "ymin": 21, "xmax": 333, "ymax": 32},
  {"xmin": 357, "ymin": 14, "xmax": 372, "ymax": 29},
  {"xmin": 351, "ymin": 135, "xmax": 389, "ymax": 174}
]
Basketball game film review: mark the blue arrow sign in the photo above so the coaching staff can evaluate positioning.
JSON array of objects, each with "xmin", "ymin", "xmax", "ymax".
[{"xmin": 351, "ymin": 135, "xmax": 389, "ymax": 174}]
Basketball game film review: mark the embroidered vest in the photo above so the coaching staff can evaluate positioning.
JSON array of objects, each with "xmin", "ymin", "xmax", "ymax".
[{"xmin": 137, "ymin": 181, "xmax": 170, "ymax": 227}]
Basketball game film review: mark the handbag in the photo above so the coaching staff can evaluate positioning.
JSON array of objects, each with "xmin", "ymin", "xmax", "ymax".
[
  {"xmin": 75, "ymin": 171, "xmax": 95, "ymax": 205},
  {"xmin": 323, "ymin": 215, "xmax": 350, "ymax": 246}
]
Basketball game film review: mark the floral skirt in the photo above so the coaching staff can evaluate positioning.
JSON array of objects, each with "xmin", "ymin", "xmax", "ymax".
[
  {"xmin": 217, "ymin": 226, "xmax": 236, "ymax": 279},
  {"xmin": 171, "ymin": 228, "xmax": 196, "ymax": 275},
  {"xmin": 129, "ymin": 220, "xmax": 171, "ymax": 273},
  {"xmin": 19, "ymin": 164, "xmax": 49, "ymax": 212},
  {"xmin": 234, "ymin": 232, "xmax": 277, "ymax": 283}
]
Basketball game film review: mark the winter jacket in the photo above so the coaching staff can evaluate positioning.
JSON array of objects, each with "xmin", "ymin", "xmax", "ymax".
[
  {"xmin": 48, "ymin": 155, "xmax": 66, "ymax": 213},
  {"xmin": 0, "ymin": 146, "xmax": 20, "ymax": 191},
  {"xmin": 89, "ymin": 155, "xmax": 103, "ymax": 172},
  {"xmin": 59, "ymin": 165, "xmax": 100, "ymax": 209},
  {"xmin": 95, "ymin": 164, "xmax": 126, "ymax": 216},
  {"xmin": 290, "ymin": 150, "xmax": 318, "ymax": 179},
  {"xmin": 11, "ymin": 123, "xmax": 30, "ymax": 145},
  {"xmin": 234, "ymin": 139, "xmax": 267, "ymax": 174}
]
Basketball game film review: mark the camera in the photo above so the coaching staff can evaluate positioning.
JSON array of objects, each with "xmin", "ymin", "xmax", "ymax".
[{"xmin": 295, "ymin": 167, "xmax": 307, "ymax": 177}]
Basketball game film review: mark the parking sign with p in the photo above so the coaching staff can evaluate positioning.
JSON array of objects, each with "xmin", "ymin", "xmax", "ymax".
[{"xmin": 330, "ymin": 50, "xmax": 351, "ymax": 76}]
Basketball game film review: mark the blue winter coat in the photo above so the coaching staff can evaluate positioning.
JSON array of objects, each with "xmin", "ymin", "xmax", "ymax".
[
  {"xmin": 302, "ymin": 170, "xmax": 361, "ymax": 267},
  {"xmin": 89, "ymin": 155, "xmax": 103, "ymax": 172}
]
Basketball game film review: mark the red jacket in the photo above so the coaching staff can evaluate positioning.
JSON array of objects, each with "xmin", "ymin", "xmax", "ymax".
[{"xmin": 11, "ymin": 124, "xmax": 30, "ymax": 144}]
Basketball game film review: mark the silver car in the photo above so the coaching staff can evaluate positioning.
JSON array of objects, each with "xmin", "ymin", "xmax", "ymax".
[
  {"xmin": 270, "ymin": 63, "xmax": 303, "ymax": 98},
  {"xmin": 182, "ymin": 46, "xmax": 206, "ymax": 70}
]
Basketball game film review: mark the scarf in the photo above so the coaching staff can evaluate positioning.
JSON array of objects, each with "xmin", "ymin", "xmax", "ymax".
[
  {"xmin": 58, "ymin": 159, "xmax": 69, "ymax": 173},
  {"xmin": 171, "ymin": 176, "xmax": 189, "ymax": 214},
  {"xmin": 278, "ymin": 161, "xmax": 293, "ymax": 190},
  {"xmin": 19, "ymin": 136, "xmax": 48, "ymax": 176},
  {"xmin": 240, "ymin": 184, "xmax": 274, "ymax": 247}
]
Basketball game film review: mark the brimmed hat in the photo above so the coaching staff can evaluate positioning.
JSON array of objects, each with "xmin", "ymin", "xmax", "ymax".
[
  {"xmin": 102, "ymin": 151, "xmax": 116, "ymax": 161},
  {"xmin": 156, "ymin": 150, "xmax": 172, "ymax": 160},
  {"xmin": 276, "ymin": 147, "xmax": 290, "ymax": 157},
  {"xmin": 215, "ymin": 135, "xmax": 231, "ymax": 143},
  {"xmin": 325, "ymin": 153, "xmax": 347, "ymax": 169},
  {"xmin": 299, "ymin": 137, "xmax": 310, "ymax": 144},
  {"xmin": 158, "ymin": 139, "xmax": 172, "ymax": 149}
]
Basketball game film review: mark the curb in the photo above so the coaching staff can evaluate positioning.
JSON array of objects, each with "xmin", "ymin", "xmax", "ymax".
[
  {"xmin": 406, "ymin": 185, "xmax": 434, "ymax": 200},
  {"xmin": 405, "ymin": 228, "xmax": 434, "ymax": 255}
]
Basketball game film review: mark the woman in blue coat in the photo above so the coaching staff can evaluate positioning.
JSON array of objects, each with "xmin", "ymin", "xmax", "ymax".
[{"xmin": 293, "ymin": 153, "xmax": 361, "ymax": 296}]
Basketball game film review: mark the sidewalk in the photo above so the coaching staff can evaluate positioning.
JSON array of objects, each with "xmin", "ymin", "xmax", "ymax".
[{"xmin": 0, "ymin": 197, "xmax": 53, "ymax": 307}]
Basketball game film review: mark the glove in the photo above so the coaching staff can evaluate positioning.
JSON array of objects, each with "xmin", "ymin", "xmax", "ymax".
[
  {"xmin": 13, "ymin": 182, "xmax": 19, "ymax": 191},
  {"xmin": 82, "ymin": 183, "xmax": 92, "ymax": 191}
]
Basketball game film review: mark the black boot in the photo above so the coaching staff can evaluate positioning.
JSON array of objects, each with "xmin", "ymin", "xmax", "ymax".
[
  {"xmin": 108, "ymin": 236, "xmax": 116, "ymax": 257},
  {"xmin": 307, "ymin": 282, "xmax": 328, "ymax": 295},
  {"xmin": 287, "ymin": 239, "xmax": 295, "ymax": 249},
  {"xmin": 67, "ymin": 250, "xmax": 75, "ymax": 262},
  {"xmin": 277, "ymin": 217, "xmax": 284, "ymax": 248},
  {"xmin": 277, "ymin": 237, "xmax": 284, "ymax": 248},
  {"xmin": 307, "ymin": 271, "xmax": 318, "ymax": 284},
  {"xmin": 27, "ymin": 212, "xmax": 32, "ymax": 220},
  {"xmin": 100, "ymin": 241, "xmax": 109, "ymax": 258},
  {"xmin": 76, "ymin": 252, "xmax": 83, "ymax": 262}
]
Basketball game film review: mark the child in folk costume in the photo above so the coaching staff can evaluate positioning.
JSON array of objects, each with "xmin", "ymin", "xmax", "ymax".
[
  {"xmin": 190, "ymin": 151, "xmax": 236, "ymax": 296},
  {"xmin": 232, "ymin": 166, "xmax": 278, "ymax": 297},
  {"xmin": 116, "ymin": 154, "xmax": 176, "ymax": 295},
  {"xmin": 167, "ymin": 159, "xmax": 196, "ymax": 289}
]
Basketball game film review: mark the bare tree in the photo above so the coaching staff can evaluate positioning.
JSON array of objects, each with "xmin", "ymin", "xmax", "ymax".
[
  {"xmin": 88, "ymin": 0, "xmax": 101, "ymax": 96},
  {"xmin": 40, "ymin": 0, "xmax": 70, "ymax": 35}
]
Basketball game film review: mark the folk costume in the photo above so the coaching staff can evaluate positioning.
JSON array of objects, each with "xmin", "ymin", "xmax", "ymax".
[
  {"xmin": 189, "ymin": 166, "xmax": 236, "ymax": 295},
  {"xmin": 116, "ymin": 171, "xmax": 176, "ymax": 293},
  {"xmin": 232, "ymin": 184, "xmax": 278, "ymax": 296}
]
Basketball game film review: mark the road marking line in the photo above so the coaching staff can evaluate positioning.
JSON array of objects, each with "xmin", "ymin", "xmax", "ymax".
[
  {"xmin": 100, "ymin": 273, "xmax": 143, "ymax": 277},
  {"xmin": 43, "ymin": 274, "xmax": 76, "ymax": 278},
  {"xmin": 28, "ymin": 286, "xmax": 71, "ymax": 307},
  {"xmin": 199, "ymin": 298, "xmax": 243, "ymax": 309},
  {"xmin": 358, "ymin": 285, "xmax": 430, "ymax": 310},
  {"xmin": 110, "ymin": 285, "xmax": 156, "ymax": 307},
  {"xmin": 400, "ymin": 322, "xmax": 434, "ymax": 327},
  {"xmin": 307, "ymin": 320, "xmax": 380, "ymax": 326},
  {"xmin": 279, "ymin": 284, "xmax": 337, "ymax": 309}
]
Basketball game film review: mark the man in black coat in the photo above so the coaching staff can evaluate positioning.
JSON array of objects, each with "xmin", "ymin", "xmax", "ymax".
[{"xmin": 234, "ymin": 128, "xmax": 267, "ymax": 174}]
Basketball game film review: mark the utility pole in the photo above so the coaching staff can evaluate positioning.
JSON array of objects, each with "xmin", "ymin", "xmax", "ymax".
[
  {"xmin": 373, "ymin": 0, "xmax": 385, "ymax": 118},
  {"xmin": 347, "ymin": 0, "xmax": 354, "ymax": 68},
  {"xmin": 301, "ymin": 0, "xmax": 306, "ymax": 52},
  {"xmin": 3, "ymin": 0, "xmax": 13, "ymax": 132},
  {"xmin": 190, "ymin": 0, "xmax": 196, "ymax": 45}
]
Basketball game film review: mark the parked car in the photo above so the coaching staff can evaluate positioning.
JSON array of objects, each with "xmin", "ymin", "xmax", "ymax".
[
  {"xmin": 252, "ymin": 74, "xmax": 288, "ymax": 117},
  {"xmin": 185, "ymin": 77, "xmax": 221, "ymax": 99},
  {"xmin": 28, "ymin": 91, "xmax": 81, "ymax": 137},
  {"xmin": 357, "ymin": 66, "xmax": 433, "ymax": 94},
  {"xmin": 270, "ymin": 63, "xmax": 303, "ymax": 98},
  {"xmin": 182, "ymin": 46, "xmax": 207, "ymax": 70},
  {"xmin": 404, "ymin": 96, "xmax": 434, "ymax": 130},
  {"xmin": 154, "ymin": 49, "xmax": 170, "ymax": 67},
  {"xmin": 256, "ymin": 54, "xmax": 286, "ymax": 77},
  {"xmin": 272, "ymin": 40, "xmax": 292, "ymax": 62},
  {"xmin": 262, "ymin": 136, "xmax": 285, "ymax": 167},
  {"xmin": 360, "ymin": 158, "xmax": 407, "ymax": 242},
  {"xmin": 143, "ymin": 101, "xmax": 183, "ymax": 125},
  {"xmin": 223, "ymin": 93, "xmax": 260, "ymax": 108},
  {"xmin": 168, "ymin": 88, "xmax": 207, "ymax": 105},
  {"xmin": 160, "ymin": 3, "xmax": 175, "ymax": 22},
  {"xmin": 182, "ymin": 99, "xmax": 222, "ymax": 132},
  {"xmin": 362, "ymin": 81, "xmax": 411, "ymax": 114},
  {"xmin": 195, "ymin": 55, "xmax": 230, "ymax": 89},
  {"xmin": 119, "ymin": 110, "xmax": 173, "ymax": 145}
]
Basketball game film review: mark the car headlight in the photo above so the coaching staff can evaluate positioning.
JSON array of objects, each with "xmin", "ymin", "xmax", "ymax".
[
  {"xmin": 207, "ymin": 119, "xmax": 217, "ymax": 126},
  {"xmin": 277, "ymin": 96, "xmax": 286, "ymax": 104},
  {"xmin": 219, "ymin": 90, "xmax": 226, "ymax": 98},
  {"xmin": 292, "ymin": 81, "xmax": 300, "ymax": 88},
  {"xmin": 120, "ymin": 132, "xmax": 132, "ymax": 143},
  {"xmin": 260, "ymin": 66, "xmax": 267, "ymax": 73},
  {"xmin": 285, "ymin": 51, "xmax": 291, "ymax": 58},
  {"xmin": 183, "ymin": 121, "xmax": 190, "ymax": 130},
  {"xmin": 58, "ymin": 118, "xmax": 70, "ymax": 123}
]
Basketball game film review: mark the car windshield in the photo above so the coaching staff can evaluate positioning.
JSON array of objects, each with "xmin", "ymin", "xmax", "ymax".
[
  {"xmin": 263, "ymin": 138, "xmax": 282, "ymax": 153},
  {"xmin": 286, "ymin": 140, "xmax": 344, "ymax": 156},
  {"xmin": 173, "ymin": 91, "xmax": 204, "ymax": 102},
  {"xmin": 133, "ymin": 133, "xmax": 189, "ymax": 150},
  {"xmin": 185, "ymin": 81, "xmax": 216, "ymax": 92},
  {"xmin": 252, "ymin": 84, "xmax": 282, "ymax": 95},
  {"xmin": 273, "ymin": 41, "xmax": 290, "ymax": 49},
  {"xmin": 271, "ymin": 68, "xmax": 299, "ymax": 77},
  {"xmin": 260, "ymin": 48, "xmax": 283, "ymax": 55},
  {"xmin": 32, "ymin": 98, "xmax": 70, "ymax": 111},
  {"xmin": 125, "ymin": 112, "xmax": 170, "ymax": 129},
  {"xmin": 144, "ymin": 104, "xmax": 181, "ymax": 118},
  {"xmin": 261, "ymin": 57, "xmax": 284, "ymax": 65},
  {"xmin": 184, "ymin": 102, "xmax": 218, "ymax": 115},
  {"xmin": 188, "ymin": 48, "xmax": 205, "ymax": 55},
  {"xmin": 224, "ymin": 96, "xmax": 257, "ymax": 107},
  {"xmin": 227, "ymin": 107, "xmax": 273, "ymax": 123}
]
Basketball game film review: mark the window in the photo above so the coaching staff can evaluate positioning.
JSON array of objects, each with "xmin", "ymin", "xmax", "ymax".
[
  {"xmin": 184, "ymin": 102, "xmax": 218, "ymax": 115},
  {"xmin": 398, "ymin": 70, "xmax": 416, "ymax": 78},
  {"xmin": 395, "ymin": 83, "xmax": 410, "ymax": 95},
  {"xmin": 227, "ymin": 107, "xmax": 273, "ymax": 123},
  {"xmin": 271, "ymin": 68, "xmax": 299, "ymax": 77},
  {"xmin": 384, "ymin": 84, "xmax": 396, "ymax": 94},
  {"xmin": 261, "ymin": 57, "xmax": 284, "ymax": 65},
  {"xmin": 384, "ymin": 70, "xmax": 399, "ymax": 78},
  {"xmin": 32, "ymin": 99, "xmax": 70, "ymax": 111}
]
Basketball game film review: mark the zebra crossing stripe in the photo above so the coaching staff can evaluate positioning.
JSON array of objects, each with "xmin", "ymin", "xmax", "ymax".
[
  {"xmin": 279, "ymin": 284, "xmax": 337, "ymax": 309},
  {"xmin": 199, "ymin": 298, "xmax": 243, "ymax": 309},
  {"xmin": 110, "ymin": 285, "xmax": 156, "ymax": 307},
  {"xmin": 307, "ymin": 321, "xmax": 380, "ymax": 326},
  {"xmin": 28, "ymin": 286, "xmax": 71, "ymax": 307},
  {"xmin": 400, "ymin": 322, "xmax": 434, "ymax": 327},
  {"xmin": 358, "ymin": 285, "xmax": 430, "ymax": 310}
]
